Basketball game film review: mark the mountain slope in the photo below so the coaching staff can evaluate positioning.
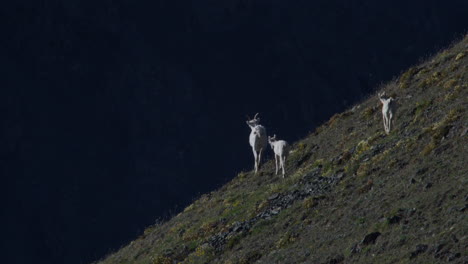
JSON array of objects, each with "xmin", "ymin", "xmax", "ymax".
[{"xmin": 95, "ymin": 35, "xmax": 467, "ymax": 264}]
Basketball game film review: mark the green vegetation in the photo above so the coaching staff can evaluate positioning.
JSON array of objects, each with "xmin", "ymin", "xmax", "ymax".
[{"xmin": 95, "ymin": 36, "xmax": 468, "ymax": 264}]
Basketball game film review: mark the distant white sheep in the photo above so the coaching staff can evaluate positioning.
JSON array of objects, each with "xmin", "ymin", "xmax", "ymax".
[
  {"xmin": 379, "ymin": 92, "xmax": 395, "ymax": 134},
  {"xmin": 246, "ymin": 113, "xmax": 268, "ymax": 174},
  {"xmin": 268, "ymin": 134, "xmax": 290, "ymax": 178}
]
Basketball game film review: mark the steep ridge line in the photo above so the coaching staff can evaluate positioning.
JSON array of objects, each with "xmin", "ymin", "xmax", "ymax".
[{"xmin": 95, "ymin": 35, "xmax": 467, "ymax": 264}]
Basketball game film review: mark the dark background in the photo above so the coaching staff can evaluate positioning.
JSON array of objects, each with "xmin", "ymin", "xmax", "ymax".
[{"xmin": 1, "ymin": 1, "xmax": 467, "ymax": 263}]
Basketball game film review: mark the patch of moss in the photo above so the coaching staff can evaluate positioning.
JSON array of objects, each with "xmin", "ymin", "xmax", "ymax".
[
  {"xmin": 227, "ymin": 234, "xmax": 244, "ymax": 249},
  {"xmin": 455, "ymin": 51, "xmax": 465, "ymax": 61},
  {"xmin": 200, "ymin": 220, "xmax": 221, "ymax": 236},
  {"xmin": 418, "ymin": 71, "xmax": 447, "ymax": 89},
  {"xmin": 443, "ymin": 78, "xmax": 458, "ymax": 90},
  {"xmin": 250, "ymin": 219, "xmax": 274, "ymax": 236},
  {"xmin": 357, "ymin": 179, "xmax": 373, "ymax": 193},
  {"xmin": 416, "ymin": 67, "xmax": 430, "ymax": 77},
  {"xmin": 296, "ymin": 142, "xmax": 307, "ymax": 151},
  {"xmin": 313, "ymin": 159, "xmax": 324, "ymax": 168},
  {"xmin": 356, "ymin": 163, "xmax": 371, "ymax": 179},
  {"xmin": 413, "ymin": 100, "xmax": 432, "ymax": 122},
  {"xmin": 237, "ymin": 171, "xmax": 248, "ymax": 180},
  {"xmin": 303, "ymin": 197, "xmax": 318, "ymax": 209},
  {"xmin": 151, "ymin": 255, "xmax": 172, "ymax": 264},
  {"xmin": 355, "ymin": 217, "xmax": 366, "ymax": 226},
  {"xmin": 371, "ymin": 148, "xmax": 391, "ymax": 164},
  {"xmin": 421, "ymin": 108, "xmax": 462, "ymax": 155},
  {"xmin": 344, "ymin": 161, "xmax": 360, "ymax": 176},
  {"xmin": 356, "ymin": 140, "xmax": 371, "ymax": 156},
  {"xmin": 182, "ymin": 228, "xmax": 201, "ymax": 242},
  {"xmin": 399, "ymin": 67, "xmax": 419, "ymax": 89},
  {"xmin": 238, "ymin": 251, "xmax": 262, "ymax": 264},
  {"xmin": 327, "ymin": 111, "xmax": 353, "ymax": 127},
  {"xmin": 362, "ymin": 106, "xmax": 376, "ymax": 119},
  {"xmin": 275, "ymin": 232, "xmax": 299, "ymax": 249},
  {"xmin": 194, "ymin": 244, "xmax": 213, "ymax": 257}
]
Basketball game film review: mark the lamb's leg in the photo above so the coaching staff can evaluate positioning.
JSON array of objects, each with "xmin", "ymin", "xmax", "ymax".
[
  {"xmin": 388, "ymin": 111, "xmax": 393, "ymax": 133},
  {"xmin": 382, "ymin": 113, "xmax": 387, "ymax": 133}
]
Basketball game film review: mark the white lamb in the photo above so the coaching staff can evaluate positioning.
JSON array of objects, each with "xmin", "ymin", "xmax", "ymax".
[
  {"xmin": 379, "ymin": 92, "xmax": 395, "ymax": 134},
  {"xmin": 246, "ymin": 113, "xmax": 268, "ymax": 174},
  {"xmin": 268, "ymin": 134, "xmax": 290, "ymax": 178}
]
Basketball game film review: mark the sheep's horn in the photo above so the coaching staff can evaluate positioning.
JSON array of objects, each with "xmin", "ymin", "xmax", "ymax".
[{"xmin": 254, "ymin": 113, "xmax": 259, "ymax": 119}]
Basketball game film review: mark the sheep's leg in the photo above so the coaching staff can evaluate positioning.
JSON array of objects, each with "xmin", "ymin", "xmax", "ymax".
[
  {"xmin": 258, "ymin": 148, "xmax": 263, "ymax": 171},
  {"xmin": 252, "ymin": 149, "xmax": 258, "ymax": 173},
  {"xmin": 275, "ymin": 155, "xmax": 278, "ymax": 175}
]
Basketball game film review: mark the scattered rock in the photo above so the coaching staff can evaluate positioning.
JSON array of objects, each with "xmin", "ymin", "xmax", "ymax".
[
  {"xmin": 350, "ymin": 243, "xmax": 361, "ymax": 254},
  {"xmin": 434, "ymin": 247, "xmax": 450, "ymax": 259},
  {"xmin": 458, "ymin": 204, "xmax": 467, "ymax": 212},
  {"xmin": 416, "ymin": 167, "xmax": 428, "ymax": 175},
  {"xmin": 296, "ymin": 152, "xmax": 313, "ymax": 167},
  {"xmin": 361, "ymin": 232, "xmax": 381, "ymax": 245},
  {"xmin": 387, "ymin": 215, "xmax": 402, "ymax": 224},
  {"xmin": 323, "ymin": 255, "xmax": 344, "ymax": 264},
  {"xmin": 434, "ymin": 144, "xmax": 451, "ymax": 155},
  {"xmin": 208, "ymin": 172, "xmax": 341, "ymax": 252},
  {"xmin": 268, "ymin": 193, "xmax": 279, "ymax": 200},
  {"xmin": 424, "ymin": 183, "xmax": 433, "ymax": 189},
  {"xmin": 336, "ymin": 171, "xmax": 346, "ymax": 179},
  {"xmin": 460, "ymin": 127, "xmax": 468, "ymax": 137},
  {"xmin": 371, "ymin": 144, "xmax": 384, "ymax": 156},
  {"xmin": 447, "ymin": 252, "xmax": 461, "ymax": 262},
  {"xmin": 410, "ymin": 244, "xmax": 428, "ymax": 259},
  {"xmin": 409, "ymin": 177, "xmax": 417, "ymax": 184},
  {"xmin": 431, "ymin": 243, "xmax": 446, "ymax": 255},
  {"xmin": 271, "ymin": 208, "xmax": 280, "ymax": 215}
]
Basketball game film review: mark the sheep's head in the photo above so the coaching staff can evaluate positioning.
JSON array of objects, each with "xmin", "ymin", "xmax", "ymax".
[
  {"xmin": 246, "ymin": 113, "xmax": 261, "ymax": 128},
  {"xmin": 268, "ymin": 134, "xmax": 277, "ymax": 148}
]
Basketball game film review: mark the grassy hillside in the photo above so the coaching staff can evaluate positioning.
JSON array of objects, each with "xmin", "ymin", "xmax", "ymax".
[{"xmin": 95, "ymin": 35, "xmax": 467, "ymax": 264}]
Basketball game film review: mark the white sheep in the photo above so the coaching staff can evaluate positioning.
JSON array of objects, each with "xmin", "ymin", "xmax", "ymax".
[
  {"xmin": 379, "ymin": 92, "xmax": 395, "ymax": 134},
  {"xmin": 246, "ymin": 113, "xmax": 268, "ymax": 174},
  {"xmin": 268, "ymin": 134, "xmax": 290, "ymax": 178}
]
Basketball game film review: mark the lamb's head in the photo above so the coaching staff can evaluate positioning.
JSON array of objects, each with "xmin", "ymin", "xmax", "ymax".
[
  {"xmin": 378, "ymin": 91, "xmax": 388, "ymax": 99},
  {"xmin": 268, "ymin": 134, "xmax": 277, "ymax": 149},
  {"xmin": 379, "ymin": 92, "xmax": 396, "ymax": 105},
  {"xmin": 246, "ymin": 113, "xmax": 261, "ymax": 128}
]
